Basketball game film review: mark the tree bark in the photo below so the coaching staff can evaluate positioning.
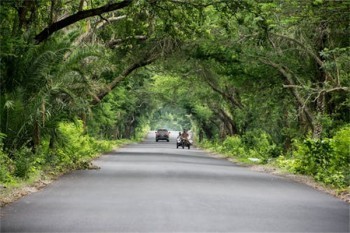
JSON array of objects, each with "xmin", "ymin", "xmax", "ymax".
[
  {"xmin": 49, "ymin": 0, "xmax": 56, "ymax": 25},
  {"xmin": 215, "ymin": 108, "xmax": 238, "ymax": 137},
  {"xmin": 79, "ymin": 0, "xmax": 85, "ymax": 11},
  {"xmin": 34, "ymin": 0, "xmax": 133, "ymax": 43},
  {"xmin": 33, "ymin": 120, "xmax": 40, "ymax": 151}
]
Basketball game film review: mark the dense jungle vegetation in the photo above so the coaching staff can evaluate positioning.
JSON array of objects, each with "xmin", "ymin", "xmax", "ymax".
[{"xmin": 0, "ymin": 0, "xmax": 349, "ymax": 191}]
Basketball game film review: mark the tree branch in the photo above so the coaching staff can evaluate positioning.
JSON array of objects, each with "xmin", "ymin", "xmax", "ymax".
[
  {"xmin": 34, "ymin": 0, "xmax": 133, "ymax": 43},
  {"xmin": 270, "ymin": 32, "xmax": 335, "ymax": 82},
  {"xmin": 201, "ymin": 68, "xmax": 244, "ymax": 110},
  {"xmin": 108, "ymin": 35, "xmax": 147, "ymax": 48},
  {"xmin": 259, "ymin": 58, "xmax": 316, "ymax": 132},
  {"xmin": 91, "ymin": 56, "xmax": 157, "ymax": 105},
  {"xmin": 96, "ymin": 15, "xmax": 127, "ymax": 29},
  {"xmin": 270, "ymin": 33, "xmax": 324, "ymax": 67}
]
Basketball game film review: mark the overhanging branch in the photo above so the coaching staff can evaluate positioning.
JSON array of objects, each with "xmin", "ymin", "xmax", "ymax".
[
  {"xmin": 34, "ymin": 0, "xmax": 133, "ymax": 43},
  {"xmin": 259, "ymin": 58, "xmax": 316, "ymax": 131},
  {"xmin": 270, "ymin": 33, "xmax": 336, "ymax": 82},
  {"xmin": 91, "ymin": 56, "xmax": 157, "ymax": 105}
]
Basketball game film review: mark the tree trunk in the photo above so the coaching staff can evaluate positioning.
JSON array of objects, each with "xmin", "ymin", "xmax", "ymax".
[
  {"xmin": 18, "ymin": 1, "xmax": 33, "ymax": 29},
  {"xmin": 49, "ymin": 0, "xmax": 56, "ymax": 25},
  {"xmin": 198, "ymin": 129, "xmax": 204, "ymax": 142},
  {"xmin": 203, "ymin": 121, "xmax": 215, "ymax": 140},
  {"xmin": 260, "ymin": 59, "xmax": 317, "ymax": 136},
  {"xmin": 49, "ymin": 130, "xmax": 56, "ymax": 149},
  {"xmin": 215, "ymin": 108, "xmax": 238, "ymax": 138},
  {"xmin": 79, "ymin": 0, "xmax": 85, "ymax": 11},
  {"xmin": 81, "ymin": 112, "xmax": 87, "ymax": 133},
  {"xmin": 33, "ymin": 120, "xmax": 40, "ymax": 151},
  {"xmin": 312, "ymin": 21, "xmax": 329, "ymax": 138}
]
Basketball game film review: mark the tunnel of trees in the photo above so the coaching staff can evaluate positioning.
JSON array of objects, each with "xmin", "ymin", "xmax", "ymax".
[{"xmin": 0, "ymin": 0, "xmax": 349, "ymax": 190}]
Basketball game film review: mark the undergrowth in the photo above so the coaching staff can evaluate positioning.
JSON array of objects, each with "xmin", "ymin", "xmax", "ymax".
[
  {"xmin": 200, "ymin": 126, "xmax": 350, "ymax": 190},
  {"xmin": 0, "ymin": 120, "xmax": 131, "ymax": 192}
]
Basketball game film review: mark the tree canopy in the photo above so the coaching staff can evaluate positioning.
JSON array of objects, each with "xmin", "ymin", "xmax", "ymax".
[{"xmin": 1, "ymin": 0, "xmax": 349, "ymax": 189}]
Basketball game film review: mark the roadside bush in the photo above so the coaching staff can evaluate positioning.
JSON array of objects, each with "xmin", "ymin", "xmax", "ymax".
[
  {"xmin": 0, "ymin": 150, "xmax": 13, "ymax": 183},
  {"xmin": 54, "ymin": 120, "xmax": 114, "ymax": 169},
  {"xmin": 241, "ymin": 131, "xmax": 279, "ymax": 162},
  {"xmin": 13, "ymin": 147, "xmax": 35, "ymax": 179},
  {"xmin": 200, "ymin": 139, "xmax": 219, "ymax": 151},
  {"xmin": 277, "ymin": 125, "xmax": 350, "ymax": 188},
  {"xmin": 221, "ymin": 136, "xmax": 246, "ymax": 157},
  {"xmin": 293, "ymin": 138, "xmax": 333, "ymax": 176},
  {"xmin": 202, "ymin": 131, "xmax": 279, "ymax": 164},
  {"xmin": 331, "ymin": 125, "xmax": 350, "ymax": 184},
  {"xmin": 135, "ymin": 125, "xmax": 151, "ymax": 141},
  {"xmin": 0, "ymin": 133, "xmax": 15, "ymax": 183},
  {"xmin": 1, "ymin": 136, "xmax": 46, "ymax": 183},
  {"xmin": 274, "ymin": 156, "xmax": 301, "ymax": 174}
]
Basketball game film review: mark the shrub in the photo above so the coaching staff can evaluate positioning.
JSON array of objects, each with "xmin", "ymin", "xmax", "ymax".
[
  {"xmin": 222, "ymin": 136, "xmax": 246, "ymax": 157},
  {"xmin": 54, "ymin": 120, "xmax": 114, "ymax": 170},
  {"xmin": 0, "ymin": 133, "xmax": 14, "ymax": 183},
  {"xmin": 282, "ymin": 125, "xmax": 350, "ymax": 188},
  {"xmin": 242, "ymin": 131, "xmax": 278, "ymax": 162},
  {"xmin": 0, "ymin": 120, "xmax": 118, "ymax": 186},
  {"xmin": 0, "ymin": 149, "xmax": 15, "ymax": 184},
  {"xmin": 274, "ymin": 155, "xmax": 301, "ymax": 174},
  {"xmin": 330, "ymin": 125, "xmax": 350, "ymax": 186},
  {"xmin": 294, "ymin": 138, "xmax": 333, "ymax": 176},
  {"xmin": 13, "ymin": 147, "xmax": 35, "ymax": 179}
]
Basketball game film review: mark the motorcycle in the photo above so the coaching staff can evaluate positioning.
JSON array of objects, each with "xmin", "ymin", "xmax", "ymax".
[{"xmin": 176, "ymin": 137, "xmax": 192, "ymax": 149}]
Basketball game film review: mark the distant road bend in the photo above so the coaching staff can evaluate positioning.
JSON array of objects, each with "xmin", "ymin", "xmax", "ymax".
[{"xmin": 1, "ymin": 132, "xmax": 349, "ymax": 232}]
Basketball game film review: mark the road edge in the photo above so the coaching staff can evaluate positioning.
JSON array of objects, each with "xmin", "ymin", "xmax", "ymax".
[{"xmin": 202, "ymin": 148, "xmax": 350, "ymax": 204}]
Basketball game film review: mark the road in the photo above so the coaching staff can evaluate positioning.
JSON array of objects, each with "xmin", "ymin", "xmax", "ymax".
[{"xmin": 1, "ymin": 132, "xmax": 349, "ymax": 232}]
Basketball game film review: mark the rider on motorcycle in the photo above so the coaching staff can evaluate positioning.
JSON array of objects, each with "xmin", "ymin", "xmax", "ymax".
[
  {"xmin": 176, "ymin": 129, "xmax": 192, "ymax": 149},
  {"xmin": 181, "ymin": 129, "xmax": 190, "ymax": 143}
]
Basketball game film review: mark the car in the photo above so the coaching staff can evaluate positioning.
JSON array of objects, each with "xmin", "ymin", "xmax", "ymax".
[{"xmin": 155, "ymin": 129, "xmax": 170, "ymax": 142}]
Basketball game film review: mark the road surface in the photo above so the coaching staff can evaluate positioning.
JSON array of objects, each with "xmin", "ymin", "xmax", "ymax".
[{"xmin": 1, "ymin": 132, "xmax": 349, "ymax": 232}]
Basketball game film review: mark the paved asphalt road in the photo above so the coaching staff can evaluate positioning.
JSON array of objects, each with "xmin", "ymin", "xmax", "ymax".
[{"xmin": 1, "ymin": 132, "xmax": 349, "ymax": 232}]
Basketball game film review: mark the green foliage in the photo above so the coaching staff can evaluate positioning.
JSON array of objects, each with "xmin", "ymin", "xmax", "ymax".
[
  {"xmin": 0, "ymin": 120, "xmax": 117, "ymax": 186},
  {"xmin": 0, "ymin": 149, "xmax": 14, "ymax": 184},
  {"xmin": 13, "ymin": 148, "xmax": 36, "ymax": 179},
  {"xmin": 0, "ymin": 133, "xmax": 15, "ymax": 183},
  {"xmin": 276, "ymin": 126, "xmax": 350, "ymax": 188},
  {"xmin": 220, "ymin": 136, "xmax": 246, "ymax": 157},
  {"xmin": 0, "ymin": 0, "xmax": 349, "ymax": 192},
  {"xmin": 201, "ymin": 131, "xmax": 279, "ymax": 164},
  {"xmin": 53, "ymin": 120, "xmax": 114, "ymax": 169}
]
